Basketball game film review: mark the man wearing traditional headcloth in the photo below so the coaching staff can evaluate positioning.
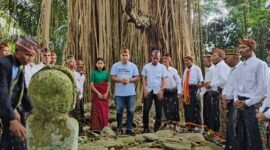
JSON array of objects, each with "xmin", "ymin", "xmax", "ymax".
[
  {"xmin": 0, "ymin": 42, "xmax": 9, "ymax": 57},
  {"xmin": 204, "ymin": 48, "xmax": 230, "ymax": 132},
  {"xmin": 182, "ymin": 56, "xmax": 203, "ymax": 126},
  {"xmin": 142, "ymin": 50, "xmax": 166, "ymax": 133},
  {"xmin": 222, "ymin": 49, "xmax": 241, "ymax": 150},
  {"xmin": 0, "ymin": 36, "xmax": 39, "ymax": 149},
  {"xmin": 233, "ymin": 39, "xmax": 267, "ymax": 150}
]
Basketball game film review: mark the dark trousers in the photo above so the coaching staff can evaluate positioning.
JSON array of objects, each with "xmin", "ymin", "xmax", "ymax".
[
  {"xmin": 203, "ymin": 90, "xmax": 220, "ymax": 131},
  {"xmin": 0, "ymin": 108, "xmax": 27, "ymax": 150},
  {"xmin": 70, "ymin": 98, "xmax": 84, "ymax": 133},
  {"xmin": 235, "ymin": 96, "xmax": 262, "ymax": 150},
  {"xmin": 225, "ymin": 100, "xmax": 236, "ymax": 150},
  {"xmin": 143, "ymin": 90, "xmax": 162, "ymax": 131}
]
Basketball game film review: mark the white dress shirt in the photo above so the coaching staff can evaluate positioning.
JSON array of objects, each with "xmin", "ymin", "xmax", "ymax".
[
  {"xmin": 205, "ymin": 64, "xmax": 215, "ymax": 82},
  {"xmin": 164, "ymin": 66, "xmax": 182, "ymax": 94},
  {"xmin": 259, "ymin": 77, "xmax": 270, "ymax": 118},
  {"xmin": 33, "ymin": 62, "xmax": 46, "ymax": 73},
  {"xmin": 73, "ymin": 70, "xmax": 82, "ymax": 95},
  {"xmin": 78, "ymin": 73, "xmax": 85, "ymax": 99},
  {"xmin": 182, "ymin": 64, "xmax": 203, "ymax": 86},
  {"xmin": 210, "ymin": 60, "xmax": 230, "ymax": 91},
  {"xmin": 24, "ymin": 63, "xmax": 36, "ymax": 88},
  {"xmin": 259, "ymin": 67, "xmax": 270, "ymax": 118},
  {"xmin": 222, "ymin": 62, "xmax": 242, "ymax": 100},
  {"xmin": 233, "ymin": 55, "xmax": 268, "ymax": 107}
]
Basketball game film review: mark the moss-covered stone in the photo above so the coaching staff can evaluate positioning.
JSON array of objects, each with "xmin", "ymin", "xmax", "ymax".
[{"xmin": 27, "ymin": 65, "xmax": 78, "ymax": 150}]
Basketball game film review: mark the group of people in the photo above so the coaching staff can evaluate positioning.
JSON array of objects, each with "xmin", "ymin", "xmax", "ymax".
[
  {"xmin": 0, "ymin": 37, "xmax": 86, "ymax": 149},
  {"xmin": 1, "ymin": 36, "xmax": 270, "ymax": 150}
]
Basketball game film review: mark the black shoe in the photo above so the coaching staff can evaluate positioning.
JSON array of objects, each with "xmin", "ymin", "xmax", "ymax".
[
  {"xmin": 126, "ymin": 130, "xmax": 136, "ymax": 136},
  {"xmin": 143, "ymin": 128, "xmax": 150, "ymax": 133}
]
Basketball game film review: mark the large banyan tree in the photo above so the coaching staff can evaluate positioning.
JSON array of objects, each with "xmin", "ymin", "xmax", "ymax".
[{"xmin": 65, "ymin": 0, "xmax": 202, "ymax": 100}]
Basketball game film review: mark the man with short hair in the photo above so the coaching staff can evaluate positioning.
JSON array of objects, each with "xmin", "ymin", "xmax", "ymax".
[
  {"xmin": 222, "ymin": 49, "xmax": 241, "ymax": 150},
  {"xmin": 50, "ymin": 52, "xmax": 57, "ymax": 65},
  {"xmin": 204, "ymin": 48, "xmax": 230, "ymax": 132},
  {"xmin": 182, "ymin": 56, "xmax": 203, "ymax": 126},
  {"xmin": 111, "ymin": 48, "xmax": 140, "ymax": 136},
  {"xmin": 34, "ymin": 48, "xmax": 51, "ymax": 71},
  {"xmin": 25, "ymin": 48, "xmax": 51, "ymax": 88},
  {"xmin": 0, "ymin": 42, "xmax": 9, "ymax": 56},
  {"xmin": 0, "ymin": 36, "xmax": 39, "ymax": 149},
  {"xmin": 76, "ymin": 59, "xmax": 86, "ymax": 118},
  {"xmin": 233, "ymin": 39, "xmax": 267, "ymax": 150},
  {"xmin": 65, "ymin": 55, "xmax": 83, "ymax": 132},
  {"xmin": 201, "ymin": 54, "xmax": 214, "ymax": 129},
  {"xmin": 142, "ymin": 50, "xmax": 166, "ymax": 133}
]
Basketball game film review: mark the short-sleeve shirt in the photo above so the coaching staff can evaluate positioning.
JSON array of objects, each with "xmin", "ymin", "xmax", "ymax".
[
  {"xmin": 110, "ymin": 61, "xmax": 139, "ymax": 96},
  {"xmin": 141, "ymin": 62, "xmax": 167, "ymax": 94},
  {"xmin": 89, "ymin": 70, "xmax": 110, "ymax": 84}
]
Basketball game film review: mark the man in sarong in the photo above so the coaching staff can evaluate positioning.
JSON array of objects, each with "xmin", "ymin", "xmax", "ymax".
[
  {"xmin": 222, "ymin": 49, "xmax": 241, "ymax": 150},
  {"xmin": 204, "ymin": 48, "xmax": 230, "ymax": 132},
  {"xmin": 182, "ymin": 56, "xmax": 203, "ymax": 126},
  {"xmin": 233, "ymin": 39, "xmax": 267, "ymax": 150}
]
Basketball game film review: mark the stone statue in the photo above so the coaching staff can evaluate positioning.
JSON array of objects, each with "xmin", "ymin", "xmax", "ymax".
[{"xmin": 27, "ymin": 65, "xmax": 78, "ymax": 150}]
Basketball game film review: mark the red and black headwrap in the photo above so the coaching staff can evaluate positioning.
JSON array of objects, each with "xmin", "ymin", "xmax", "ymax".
[{"xmin": 238, "ymin": 39, "xmax": 256, "ymax": 51}]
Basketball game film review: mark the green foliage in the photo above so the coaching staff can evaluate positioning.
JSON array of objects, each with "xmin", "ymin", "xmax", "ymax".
[
  {"xmin": 203, "ymin": 0, "xmax": 270, "ymax": 59},
  {"xmin": 0, "ymin": 0, "xmax": 68, "ymax": 63}
]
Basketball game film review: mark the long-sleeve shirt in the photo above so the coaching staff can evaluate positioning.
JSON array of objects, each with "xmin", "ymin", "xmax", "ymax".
[
  {"xmin": 210, "ymin": 60, "xmax": 230, "ymax": 91},
  {"xmin": 78, "ymin": 73, "xmax": 85, "ymax": 99},
  {"xmin": 260, "ymin": 78, "xmax": 270, "ymax": 118},
  {"xmin": 164, "ymin": 66, "xmax": 182, "ymax": 94},
  {"xmin": 182, "ymin": 64, "xmax": 203, "ymax": 86},
  {"xmin": 205, "ymin": 65, "xmax": 215, "ymax": 82},
  {"xmin": 233, "ymin": 55, "xmax": 268, "ymax": 107},
  {"xmin": 222, "ymin": 62, "xmax": 242, "ymax": 100},
  {"xmin": 24, "ymin": 63, "xmax": 36, "ymax": 88}
]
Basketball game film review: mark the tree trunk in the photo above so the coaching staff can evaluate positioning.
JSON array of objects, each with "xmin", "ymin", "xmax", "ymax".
[{"xmin": 37, "ymin": 0, "xmax": 52, "ymax": 48}]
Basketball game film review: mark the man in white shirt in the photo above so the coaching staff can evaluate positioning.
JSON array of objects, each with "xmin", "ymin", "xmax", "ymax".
[
  {"xmin": 76, "ymin": 60, "xmax": 86, "ymax": 119},
  {"xmin": 34, "ymin": 48, "xmax": 51, "ymax": 71},
  {"xmin": 142, "ymin": 50, "xmax": 166, "ymax": 133},
  {"xmin": 233, "ymin": 39, "xmax": 267, "ymax": 150},
  {"xmin": 25, "ymin": 48, "xmax": 51, "ymax": 87},
  {"xmin": 182, "ymin": 56, "xmax": 203, "ymax": 126},
  {"xmin": 201, "ymin": 54, "xmax": 215, "ymax": 129},
  {"xmin": 222, "ymin": 49, "xmax": 241, "ymax": 150},
  {"xmin": 65, "ymin": 55, "xmax": 82, "ymax": 132},
  {"xmin": 205, "ymin": 48, "xmax": 230, "ymax": 132}
]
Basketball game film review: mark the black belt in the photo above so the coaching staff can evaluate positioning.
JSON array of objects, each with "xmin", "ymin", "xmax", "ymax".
[
  {"xmin": 164, "ymin": 88, "xmax": 177, "ymax": 93},
  {"xmin": 238, "ymin": 96, "xmax": 249, "ymax": 101}
]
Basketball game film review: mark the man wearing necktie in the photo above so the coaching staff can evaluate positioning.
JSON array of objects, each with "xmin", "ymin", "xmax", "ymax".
[{"xmin": 0, "ymin": 36, "xmax": 39, "ymax": 150}]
